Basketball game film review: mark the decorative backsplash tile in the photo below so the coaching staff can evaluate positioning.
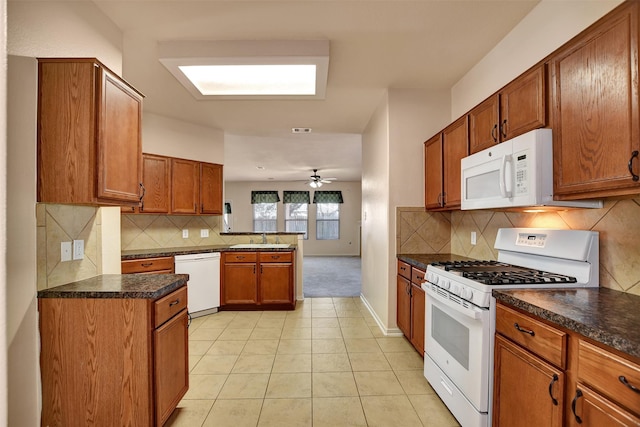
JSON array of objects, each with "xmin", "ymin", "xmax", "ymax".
[{"xmin": 396, "ymin": 207, "xmax": 451, "ymax": 254}]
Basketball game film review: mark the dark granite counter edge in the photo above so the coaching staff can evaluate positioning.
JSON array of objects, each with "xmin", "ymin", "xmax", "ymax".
[
  {"xmin": 122, "ymin": 245, "xmax": 297, "ymax": 260},
  {"xmin": 397, "ymin": 253, "xmax": 476, "ymax": 271},
  {"xmin": 220, "ymin": 232, "xmax": 303, "ymax": 236},
  {"xmin": 38, "ymin": 275, "xmax": 188, "ymax": 300},
  {"xmin": 493, "ymin": 290, "xmax": 640, "ymax": 360}
]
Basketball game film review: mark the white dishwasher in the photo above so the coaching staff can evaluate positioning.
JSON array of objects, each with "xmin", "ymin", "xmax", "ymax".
[{"xmin": 174, "ymin": 252, "xmax": 220, "ymax": 318}]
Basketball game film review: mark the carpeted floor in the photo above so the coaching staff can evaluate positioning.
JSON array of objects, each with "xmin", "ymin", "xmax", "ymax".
[{"xmin": 303, "ymin": 256, "xmax": 362, "ymax": 297}]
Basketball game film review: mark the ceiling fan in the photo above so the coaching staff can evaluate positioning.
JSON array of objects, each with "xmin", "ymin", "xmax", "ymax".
[{"xmin": 307, "ymin": 169, "xmax": 336, "ymax": 188}]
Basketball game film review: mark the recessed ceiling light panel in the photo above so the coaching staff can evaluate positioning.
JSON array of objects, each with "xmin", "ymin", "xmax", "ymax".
[{"xmin": 159, "ymin": 40, "xmax": 329, "ymax": 100}]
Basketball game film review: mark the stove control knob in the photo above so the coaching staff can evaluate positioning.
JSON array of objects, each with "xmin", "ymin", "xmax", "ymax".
[
  {"xmin": 461, "ymin": 288, "xmax": 474, "ymax": 300},
  {"xmin": 450, "ymin": 283, "xmax": 460, "ymax": 295},
  {"xmin": 430, "ymin": 274, "xmax": 439, "ymax": 285},
  {"xmin": 440, "ymin": 279, "xmax": 450, "ymax": 290}
]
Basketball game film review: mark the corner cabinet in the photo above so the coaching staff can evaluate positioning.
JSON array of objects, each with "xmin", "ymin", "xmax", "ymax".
[
  {"xmin": 37, "ymin": 58, "xmax": 143, "ymax": 206},
  {"xmin": 469, "ymin": 64, "xmax": 546, "ymax": 154},
  {"xmin": 424, "ymin": 116, "xmax": 468, "ymax": 211},
  {"xmin": 551, "ymin": 1, "xmax": 640, "ymax": 200},
  {"xmin": 221, "ymin": 251, "xmax": 296, "ymax": 310},
  {"xmin": 396, "ymin": 260, "xmax": 425, "ymax": 355},
  {"xmin": 39, "ymin": 285, "xmax": 189, "ymax": 426}
]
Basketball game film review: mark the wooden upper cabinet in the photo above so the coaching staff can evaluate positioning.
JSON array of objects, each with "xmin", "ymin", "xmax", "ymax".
[
  {"xmin": 200, "ymin": 163, "xmax": 223, "ymax": 215},
  {"xmin": 171, "ymin": 158, "xmax": 200, "ymax": 214},
  {"xmin": 551, "ymin": 1, "xmax": 640, "ymax": 200},
  {"xmin": 37, "ymin": 58, "xmax": 143, "ymax": 206},
  {"xmin": 469, "ymin": 64, "xmax": 546, "ymax": 155},
  {"xmin": 424, "ymin": 134, "xmax": 444, "ymax": 210},
  {"xmin": 140, "ymin": 154, "xmax": 171, "ymax": 214},
  {"xmin": 424, "ymin": 117, "xmax": 468, "ymax": 211}
]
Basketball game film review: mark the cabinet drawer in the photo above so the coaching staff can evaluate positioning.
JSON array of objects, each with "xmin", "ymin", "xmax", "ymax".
[
  {"xmin": 411, "ymin": 267, "xmax": 425, "ymax": 285},
  {"xmin": 122, "ymin": 256, "xmax": 174, "ymax": 274},
  {"xmin": 224, "ymin": 252, "xmax": 257, "ymax": 263},
  {"xmin": 155, "ymin": 286, "xmax": 188, "ymax": 328},
  {"xmin": 578, "ymin": 339, "xmax": 640, "ymax": 414},
  {"xmin": 259, "ymin": 252, "xmax": 293, "ymax": 263},
  {"xmin": 496, "ymin": 304, "xmax": 567, "ymax": 369},
  {"xmin": 398, "ymin": 260, "xmax": 411, "ymax": 280}
]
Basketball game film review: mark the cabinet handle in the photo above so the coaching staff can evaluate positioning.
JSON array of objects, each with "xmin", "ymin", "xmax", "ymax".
[
  {"xmin": 261, "ymin": 265, "xmax": 263, "ymax": 274},
  {"xmin": 571, "ymin": 389, "xmax": 583, "ymax": 424},
  {"xmin": 441, "ymin": 192, "xmax": 446, "ymax": 207},
  {"xmin": 237, "ymin": 256, "xmax": 245, "ymax": 260},
  {"xmin": 194, "ymin": 203, "xmax": 197, "ymax": 212},
  {"xmin": 500, "ymin": 119, "xmax": 507, "ymax": 138},
  {"xmin": 513, "ymin": 322, "xmax": 535, "ymax": 336},
  {"xmin": 491, "ymin": 124, "xmax": 498, "ymax": 142},
  {"xmin": 548, "ymin": 374, "xmax": 559, "ymax": 405},
  {"xmin": 253, "ymin": 265, "xmax": 256, "ymax": 274},
  {"xmin": 406, "ymin": 282, "xmax": 411, "ymax": 296},
  {"xmin": 619, "ymin": 375, "xmax": 640, "ymax": 393},
  {"xmin": 141, "ymin": 262, "xmax": 153, "ymax": 267},
  {"xmin": 628, "ymin": 151, "xmax": 639, "ymax": 181},
  {"xmin": 169, "ymin": 299, "xmax": 180, "ymax": 307},
  {"xmin": 139, "ymin": 182, "xmax": 146, "ymax": 211},
  {"xmin": 271, "ymin": 255, "xmax": 280, "ymax": 259}
]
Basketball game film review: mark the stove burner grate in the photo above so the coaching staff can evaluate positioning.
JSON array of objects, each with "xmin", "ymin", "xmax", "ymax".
[{"xmin": 430, "ymin": 260, "xmax": 578, "ymax": 285}]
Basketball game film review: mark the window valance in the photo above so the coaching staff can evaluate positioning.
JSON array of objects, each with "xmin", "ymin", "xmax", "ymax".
[
  {"xmin": 313, "ymin": 190, "xmax": 344, "ymax": 204},
  {"xmin": 251, "ymin": 191, "xmax": 280, "ymax": 204},
  {"xmin": 283, "ymin": 190, "xmax": 310, "ymax": 204}
]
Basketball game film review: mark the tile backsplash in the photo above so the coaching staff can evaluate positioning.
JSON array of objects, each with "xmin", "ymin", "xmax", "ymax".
[{"xmin": 397, "ymin": 198, "xmax": 640, "ymax": 295}]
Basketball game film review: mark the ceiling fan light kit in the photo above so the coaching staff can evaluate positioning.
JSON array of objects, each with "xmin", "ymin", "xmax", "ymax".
[{"xmin": 307, "ymin": 169, "xmax": 336, "ymax": 188}]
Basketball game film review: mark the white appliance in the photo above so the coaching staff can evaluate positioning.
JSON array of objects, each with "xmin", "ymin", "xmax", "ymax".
[
  {"xmin": 174, "ymin": 252, "xmax": 220, "ymax": 318},
  {"xmin": 422, "ymin": 228, "xmax": 599, "ymax": 427},
  {"xmin": 461, "ymin": 129, "xmax": 602, "ymax": 210}
]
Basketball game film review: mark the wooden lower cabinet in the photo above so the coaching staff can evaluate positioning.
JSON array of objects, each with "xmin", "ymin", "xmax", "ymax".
[
  {"xmin": 121, "ymin": 256, "xmax": 175, "ymax": 274},
  {"xmin": 493, "ymin": 334, "xmax": 565, "ymax": 427},
  {"xmin": 396, "ymin": 260, "xmax": 425, "ymax": 355},
  {"xmin": 222, "ymin": 251, "xmax": 295, "ymax": 309},
  {"xmin": 39, "ymin": 286, "xmax": 189, "ymax": 426},
  {"xmin": 570, "ymin": 384, "xmax": 640, "ymax": 426}
]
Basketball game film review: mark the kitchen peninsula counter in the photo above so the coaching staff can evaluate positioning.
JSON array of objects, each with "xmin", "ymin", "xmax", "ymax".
[
  {"xmin": 37, "ymin": 273, "xmax": 188, "ymax": 299},
  {"xmin": 493, "ymin": 287, "xmax": 640, "ymax": 359}
]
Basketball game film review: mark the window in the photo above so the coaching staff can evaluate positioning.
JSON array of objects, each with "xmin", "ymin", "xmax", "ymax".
[
  {"xmin": 316, "ymin": 203, "xmax": 340, "ymax": 240},
  {"xmin": 283, "ymin": 190, "xmax": 310, "ymax": 239},
  {"xmin": 313, "ymin": 191, "xmax": 343, "ymax": 240},
  {"xmin": 285, "ymin": 203, "xmax": 308, "ymax": 239},
  {"xmin": 251, "ymin": 191, "xmax": 280, "ymax": 232}
]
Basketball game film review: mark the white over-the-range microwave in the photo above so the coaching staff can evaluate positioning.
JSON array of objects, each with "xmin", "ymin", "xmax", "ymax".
[{"xmin": 461, "ymin": 129, "xmax": 602, "ymax": 210}]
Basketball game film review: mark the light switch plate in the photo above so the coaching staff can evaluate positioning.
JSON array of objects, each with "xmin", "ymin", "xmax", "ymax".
[
  {"xmin": 200, "ymin": 229, "xmax": 209, "ymax": 238},
  {"xmin": 182, "ymin": 229, "xmax": 189, "ymax": 238},
  {"xmin": 73, "ymin": 239, "xmax": 84, "ymax": 260},
  {"xmin": 61, "ymin": 241, "xmax": 72, "ymax": 262}
]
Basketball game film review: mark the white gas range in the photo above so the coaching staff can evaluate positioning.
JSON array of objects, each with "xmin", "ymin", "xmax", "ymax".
[{"xmin": 422, "ymin": 228, "xmax": 599, "ymax": 427}]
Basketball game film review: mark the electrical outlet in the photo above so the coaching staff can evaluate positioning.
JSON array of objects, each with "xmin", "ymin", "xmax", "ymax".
[
  {"xmin": 73, "ymin": 239, "xmax": 84, "ymax": 260},
  {"xmin": 200, "ymin": 229, "xmax": 209, "ymax": 238},
  {"xmin": 61, "ymin": 241, "xmax": 72, "ymax": 262},
  {"xmin": 471, "ymin": 231, "xmax": 477, "ymax": 245},
  {"xmin": 182, "ymin": 229, "xmax": 189, "ymax": 238}
]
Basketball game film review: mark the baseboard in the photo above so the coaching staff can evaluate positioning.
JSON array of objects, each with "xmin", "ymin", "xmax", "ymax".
[{"xmin": 359, "ymin": 294, "xmax": 404, "ymax": 337}]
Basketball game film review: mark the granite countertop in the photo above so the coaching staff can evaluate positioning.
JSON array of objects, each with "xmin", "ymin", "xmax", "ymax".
[
  {"xmin": 37, "ymin": 274, "xmax": 189, "ymax": 299},
  {"xmin": 494, "ymin": 288, "xmax": 640, "ymax": 360},
  {"xmin": 397, "ymin": 253, "xmax": 476, "ymax": 271},
  {"xmin": 122, "ymin": 244, "xmax": 296, "ymax": 260}
]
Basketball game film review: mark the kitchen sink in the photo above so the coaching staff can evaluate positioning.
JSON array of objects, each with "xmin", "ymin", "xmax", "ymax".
[{"xmin": 229, "ymin": 243, "xmax": 291, "ymax": 249}]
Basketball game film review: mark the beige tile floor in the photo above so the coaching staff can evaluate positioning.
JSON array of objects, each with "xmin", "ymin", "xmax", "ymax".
[{"xmin": 165, "ymin": 297, "xmax": 460, "ymax": 427}]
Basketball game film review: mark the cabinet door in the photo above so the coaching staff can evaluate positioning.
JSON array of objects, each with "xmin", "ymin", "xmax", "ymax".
[
  {"xmin": 171, "ymin": 158, "xmax": 199, "ymax": 214},
  {"xmin": 260, "ymin": 263, "xmax": 293, "ymax": 304},
  {"xmin": 493, "ymin": 334, "xmax": 564, "ymax": 427},
  {"xmin": 140, "ymin": 154, "xmax": 171, "ymax": 213},
  {"xmin": 396, "ymin": 275, "xmax": 411, "ymax": 339},
  {"xmin": 223, "ymin": 263, "xmax": 258, "ymax": 304},
  {"xmin": 551, "ymin": 2, "xmax": 640, "ymax": 199},
  {"xmin": 442, "ymin": 116, "xmax": 468, "ymax": 210},
  {"xmin": 410, "ymin": 283, "xmax": 425, "ymax": 355},
  {"xmin": 500, "ymin": 64, "xmax": 546, "ymax": 141},
  {"xmin": 469, "ymin": 95, "xmax": 499, "ymax": 154},
  {"xmin": 200, "ymin": 163, "xmax": 223, "ymax": 215},
  {"xmin": 154, "ymin": 309, "xmax": 189, "ymax": 427},
  {"xmin": 424, "ymin": 134, "xmax": 444, "ymax": 210},
  {"xmin": 569, "ymin": 384, "xmax": 640, "ymax": 427},
  {"xmin": 97, "ymin": 66, "xmax": 143, "ymax": 204}
]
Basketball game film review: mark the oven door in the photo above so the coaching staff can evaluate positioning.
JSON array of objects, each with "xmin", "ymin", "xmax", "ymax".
[{"xmin": 424, "ymin": 284, "xmax": 491, "ymax": 412}]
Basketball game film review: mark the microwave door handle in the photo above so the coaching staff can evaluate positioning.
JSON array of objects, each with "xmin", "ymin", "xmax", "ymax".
[
  {"xmin": 499, "ymin": 154, "xmax": 513, "ymax": 198},
  {"xmin": 426, "ymin": 287, "xmax": 482, "ymax": 320}
]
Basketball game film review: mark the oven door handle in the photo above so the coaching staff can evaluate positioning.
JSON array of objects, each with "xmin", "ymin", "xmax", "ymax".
[{"xmin": 426, "ymin": 286, "xmax": 484, "ymax": 320}]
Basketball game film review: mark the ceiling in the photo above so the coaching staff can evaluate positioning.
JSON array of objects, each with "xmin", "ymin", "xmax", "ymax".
[{"xmin": 92, "ymin": 0, "xmax": 539, "ymax": 182}]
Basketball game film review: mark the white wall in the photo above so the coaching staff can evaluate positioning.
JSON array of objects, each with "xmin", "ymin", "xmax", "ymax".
[
  {"xmin": 451, "ymin": 0, "xmax": 623, "ymax": 118},
  {"xmin": 0, "ymin": 0, "xmax": 8, "ymax": 423},
  {"xmin": 7, "ymin": 2, "xmax": 124, "ymax": 425},
  {"xmin": 142, "ymin": 112, "xmax": 224, "ymax": 163},
  {"xmin": 224, "ymin": 180, "xmax": 362, "ymax": 256}
]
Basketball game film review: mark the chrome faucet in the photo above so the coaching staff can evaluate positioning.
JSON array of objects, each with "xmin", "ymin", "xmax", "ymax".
[{"xmin": 261, "ymin": 232, "xmax": 267, "ymax": 244}]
